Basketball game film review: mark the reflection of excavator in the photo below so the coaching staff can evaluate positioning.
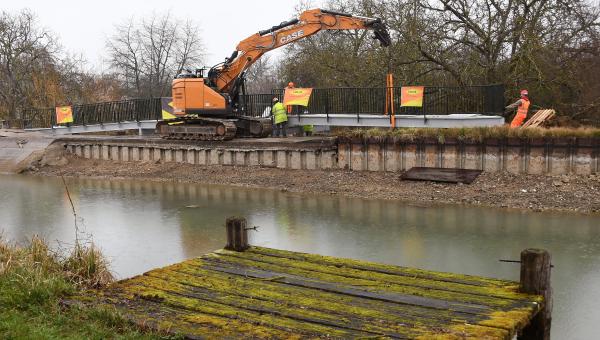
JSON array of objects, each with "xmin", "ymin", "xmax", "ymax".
[{"xmin": 156, "ymin": 8, "xmax": 391, "ymax": 141}]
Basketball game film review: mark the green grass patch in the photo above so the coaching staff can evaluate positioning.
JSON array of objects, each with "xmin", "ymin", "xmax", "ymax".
[
  {"xmin": 0, "ymin": 235, "xmax": 170, "ymax": 339},
  {"xmin": 335, "ymin": 126, "xmax": 600, "ymax": 142}
]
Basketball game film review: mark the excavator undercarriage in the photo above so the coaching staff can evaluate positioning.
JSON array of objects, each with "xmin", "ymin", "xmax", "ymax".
[{"xmin": 156, "ymin": 116, "xmax": 271, "ymax": 141}]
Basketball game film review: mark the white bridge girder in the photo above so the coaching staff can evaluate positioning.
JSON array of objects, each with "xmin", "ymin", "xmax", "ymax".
[
  {"xmin": 25, "ymin": 114, "xmax": 505, "ymax": 135},
  {"xmin": 25, "ymin": 120, "xmax": 159, "ymax": 135},
  {"xmin": 287, "ymin": 114, "xmax": 504, "ymax": 128}
]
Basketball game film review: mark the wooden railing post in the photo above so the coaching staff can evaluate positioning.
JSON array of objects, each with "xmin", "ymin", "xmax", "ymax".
[
  {"xmin": 519, "ymin": 249, "xmax": 552, "ymax": 340},
  {"xmin": 225, "ymin": 217, "xmax": 249, "ymax": 252}
]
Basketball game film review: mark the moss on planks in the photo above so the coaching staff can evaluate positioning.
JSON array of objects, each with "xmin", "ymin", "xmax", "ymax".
[
  {"xmin": 249, "ymin": 246, "xmax": 512, "ymax": 288},
  {"xmin": 75, "ymin": 246, "xmax": 543, "ymax": 339}
]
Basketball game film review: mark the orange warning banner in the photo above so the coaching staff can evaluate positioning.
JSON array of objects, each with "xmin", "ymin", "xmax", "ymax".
[
  {"xmin": 400, "ymin": 86, "xmax": 425, "ymax": 107},
  {"xmin": 55, "ymin": 106, "xmax": 73, "ymax": 124},
  {"xmin": 283, "ymin": 88, "xmax": 313, "ymax": 106}
]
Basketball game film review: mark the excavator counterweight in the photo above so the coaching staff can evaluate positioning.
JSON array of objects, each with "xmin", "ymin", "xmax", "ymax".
[{"xmin": 157, "ymin": 8, "xmax": 391, "ymax": 141}]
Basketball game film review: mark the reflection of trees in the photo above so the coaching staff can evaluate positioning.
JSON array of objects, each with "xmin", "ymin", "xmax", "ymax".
[
  {"xmin": 0, "ymin": 175, "xmax": 74, "ymax": 242},
  {"xmin": 3, "ymin": 175, "xmax": 600, "ymax": 288}
]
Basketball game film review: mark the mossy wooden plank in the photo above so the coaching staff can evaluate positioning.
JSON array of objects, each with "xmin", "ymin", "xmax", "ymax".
[
  {"xmin": 141, "ymin": 267, "xmax": 509, "ymax": 337},
  {"xmin": 97, "ymin": 293, "xmax": 309, "ymax": 339},
  {"xmin": 216, "ymin": 249, "xmax": 534, "ymax": 301},
  {"xmin": 165, "ymin": 263, "xmax": 490, "ymax": 326},
  {"xmin": 123, "ymin": 275, "xmax": 412, "ymax": 338},
  {"xmin": 80, "ymin": 246, "xmax": 542, "ymax": 339},
  {"xmin": 196, "ymin": 259, "xmax": 492, "ymax": 314},
  {"xmin": 114, "ymin": 279, "xmax": 377, "ymax": 338},
  {"xmin": 249, "ymin": 246, "xmax": 512, "ymax": 288},
  {"xmin": 198, "ymin": 253, "xmax": 537, "ymax": 311}
]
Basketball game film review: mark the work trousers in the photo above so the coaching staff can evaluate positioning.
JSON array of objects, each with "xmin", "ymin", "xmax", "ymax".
[
  {"xmin": 510, "ymin": 113, "xmax": 527, "ymax": 128},
  {"xmin": 274, "ymin": 121, "xmax": 288, "ymax": 137}
]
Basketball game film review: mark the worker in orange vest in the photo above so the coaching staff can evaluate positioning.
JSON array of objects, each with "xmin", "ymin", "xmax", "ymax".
[{"xmin": 505, "ymin": 90, "xmax": 530, "ymax": 128}]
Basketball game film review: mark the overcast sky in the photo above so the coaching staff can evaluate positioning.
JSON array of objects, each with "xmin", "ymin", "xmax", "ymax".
[{"xmin": 4, "ymin": 0, "xmax": 322, "ymax": 71}]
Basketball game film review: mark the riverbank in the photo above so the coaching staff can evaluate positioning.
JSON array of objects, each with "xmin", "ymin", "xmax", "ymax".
[
  {"xmin": 30, "ymin": 154, "xmax": 600, "ymax": 214},
  {"xmin": 0, "ymin": 236, "xmax": 161, "ymax": 339}
]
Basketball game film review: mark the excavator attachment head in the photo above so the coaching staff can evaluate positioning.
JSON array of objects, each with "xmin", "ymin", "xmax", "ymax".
[{"xmin": 367, "ymin": 19, "xmax": 391, "ymax": 47}]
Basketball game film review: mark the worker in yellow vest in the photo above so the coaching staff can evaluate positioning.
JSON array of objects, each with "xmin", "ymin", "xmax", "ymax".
[
  {"xmin": 303, "ymin": 124, "xmax": 314, "ymax": 136},
  {"xmin": 271, "ymin": 97, "xmax": 288, "ymax": 137},
  {"xmin": 505, "ymin": 90, "xmax": 531, "ymax": 128}
]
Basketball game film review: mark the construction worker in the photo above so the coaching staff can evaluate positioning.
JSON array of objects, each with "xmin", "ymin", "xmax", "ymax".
[
  {"xmin": 303, "ymin": 123, "xmax": 314, "ymax": 136},
  {"xmin": 271, "ymin": 97, "xmax": 288, "ymax": 137},
  {"xmin": 505, "ymin": 90, "xmax": 530, "ymax": 128}
]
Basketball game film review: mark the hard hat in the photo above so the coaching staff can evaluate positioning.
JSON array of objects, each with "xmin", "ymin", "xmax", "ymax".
[
  {"xmin": 272, "ymin": 97, "xmax": 279, "ymax": 102},
  {"xmin": 520, "ymin": 89, "xmax": 528, "ymax": 97},
  {"xmin": 288, "ymin": 82, "xmax": 295, "ymax": 87}
]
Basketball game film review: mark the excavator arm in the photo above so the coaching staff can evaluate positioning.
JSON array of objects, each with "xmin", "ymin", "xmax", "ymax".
[{"xmin": 209, "ymin": 8, "xmax": 391, "ymax": 95}]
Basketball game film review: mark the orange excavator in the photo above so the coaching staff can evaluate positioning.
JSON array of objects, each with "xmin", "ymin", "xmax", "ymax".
[{"xmin": 156, "ymin": 8, "xmax": 391, "ymax": 140}]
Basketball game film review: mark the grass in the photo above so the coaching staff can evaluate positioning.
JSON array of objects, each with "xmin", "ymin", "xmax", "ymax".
[
  {"xmin": 334, "ymin": 126, "xmax": 600, "ymax": 143},
  {"xmin": 0, "ymin": 235, "xmax": 169, "ymax": 339}
]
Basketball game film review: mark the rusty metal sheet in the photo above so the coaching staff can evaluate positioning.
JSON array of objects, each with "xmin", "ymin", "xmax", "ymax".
[{"xmin": 401, "ymin": 167, "xmax": 482, "ymax": 184}]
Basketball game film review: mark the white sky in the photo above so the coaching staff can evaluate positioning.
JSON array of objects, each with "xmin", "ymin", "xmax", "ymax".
[{"xmin": 4, "ymin": 0, "xmax": 322, "ymax": 72}]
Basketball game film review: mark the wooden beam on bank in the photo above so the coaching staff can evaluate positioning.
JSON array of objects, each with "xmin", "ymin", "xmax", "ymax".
[{"xmin": 75, "ymin": 217, "xmax": 549, "ymax": 339}]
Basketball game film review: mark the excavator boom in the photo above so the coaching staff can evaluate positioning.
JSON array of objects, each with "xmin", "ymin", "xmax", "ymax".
[{"xmin": 213, "ymin": 8, "xmax": 391, "ymax": 95}]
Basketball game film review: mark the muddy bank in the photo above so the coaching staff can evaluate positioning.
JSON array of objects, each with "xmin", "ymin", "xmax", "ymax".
[{"xmin": 27, "ymin": 154, "xmax": 600, "ymax": 214}]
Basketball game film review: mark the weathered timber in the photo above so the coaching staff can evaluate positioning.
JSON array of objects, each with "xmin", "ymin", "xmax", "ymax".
[
  {"xmin": 224, "ymin": 217, "xmax": 248, "ymax": 251},
  {"xmin": 66, "ymin": 218, "xmax": 546, "ymax": 339},
  {"xmin": 401, "ymin": 167, "xmax": 482, "ymax": 183},
  {"xmin": 76, "ymin": 251, "xmax": 544, "ymax": 338},
  {"xmin": 522, "ymin": 110, "xmax": 556, "ymax": 128},
  {"xmin": 518, "ymin": 249, "xmax": 552, "ymax": 340}
]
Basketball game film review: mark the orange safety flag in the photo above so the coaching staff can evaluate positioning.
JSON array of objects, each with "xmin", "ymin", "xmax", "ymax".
[
  {"xmin": 400, "ymin": 86, "xmax": 425, "ymax": 107},
  {"xmin": 283, "ymin": 88, "xmax": 313, "ymax": 106},
  {"xmin": 55, "ymin": 106, "xmax": 73, "ymax": 124}
]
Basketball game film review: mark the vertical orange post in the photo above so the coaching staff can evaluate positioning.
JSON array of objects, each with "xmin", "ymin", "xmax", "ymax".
[{"xmin": 385, "ymin": 73, "xmax": 396, "ymax": 128}]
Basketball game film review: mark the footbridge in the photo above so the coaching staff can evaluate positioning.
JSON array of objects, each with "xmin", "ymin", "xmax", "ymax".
[{"xmin": 21, "ymin": 85, "xmax": 506, "ymax": 135}]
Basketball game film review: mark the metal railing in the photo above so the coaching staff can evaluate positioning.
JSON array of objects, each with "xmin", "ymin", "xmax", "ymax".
[
  {"xmin": 22, "ymin": 98, "xmax": 162, "ymax": 129},
  {"xmin": 22, "ymin": 85, "xmax": 504, "ymax": 129},
  {"xmin": 243, "ymin": 85, "xmax": 505, "ymax": 117}
]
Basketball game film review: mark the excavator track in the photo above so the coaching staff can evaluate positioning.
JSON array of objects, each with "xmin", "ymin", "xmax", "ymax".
[{"xmin": 156, "ymin": 117, "xmax": 237, "ymax": 141}]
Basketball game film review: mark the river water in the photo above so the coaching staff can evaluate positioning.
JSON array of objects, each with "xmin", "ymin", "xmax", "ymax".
[{"xmin": 0, "ymin": 175, "xmax": 598, "ymax": 338}]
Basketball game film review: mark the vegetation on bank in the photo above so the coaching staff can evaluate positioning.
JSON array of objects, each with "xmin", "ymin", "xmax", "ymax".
[
  {"xmin": 334, "ymin": 126, "xmax": 600, "ymax": 143},
  {"xmin": 0, "ymin": 235, "xmax": 163, "ymax": 339}
]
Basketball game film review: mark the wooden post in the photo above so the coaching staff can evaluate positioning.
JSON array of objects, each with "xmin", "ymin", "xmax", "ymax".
[
  {"xmin": 225, "ymin": 217, "xmax": 249, "ymax": 252},
  {"xmin": 519, "ymin": 249, "xmax": 552, "ymax": 340}
]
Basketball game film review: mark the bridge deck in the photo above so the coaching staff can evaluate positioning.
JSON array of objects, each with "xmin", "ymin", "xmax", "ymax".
[
  {"xmin": 25, "ymin": 114, "xmax": 504, "ymax": 135},
  {"xmin": 77, "ymin": 246, "xmax": 542, "ymax": 339}
]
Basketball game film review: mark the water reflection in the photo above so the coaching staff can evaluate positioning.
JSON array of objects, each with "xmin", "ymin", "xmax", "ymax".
[{"xmin": 0, "ymin": 175, "xmax": 599, "ymax": 338}]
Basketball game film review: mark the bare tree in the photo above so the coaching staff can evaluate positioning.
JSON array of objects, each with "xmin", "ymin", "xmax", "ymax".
[
  {"xmin": 0, "ymin": 10, "xmax": 57, "ymax": 118},
  {"xmin": 245, "ymin": 55, "xmax": 278, "ymax": 93},
  {"xmin": 106, "ymin": 12, "xmax": 204, "ymax": 98},
  {"xmin": 277, "ymin": 0, "xmax": 600, "ymax": 121}
]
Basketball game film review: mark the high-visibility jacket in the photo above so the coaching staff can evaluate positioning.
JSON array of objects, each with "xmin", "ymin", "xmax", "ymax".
[
  {"xmin": 510, "ymin": 98, "xmax": 530, "ymax": 128},
  {"xmin": 303, "ymin": 124, "xmax": 314, "ymax": 132},
  {"xmin": 517, "ymin": 98, "xmax": 530, "ymax": 115},
  {"xmin": 272, "ymin": 102, "xmax": 288, "ymax": 124}
]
